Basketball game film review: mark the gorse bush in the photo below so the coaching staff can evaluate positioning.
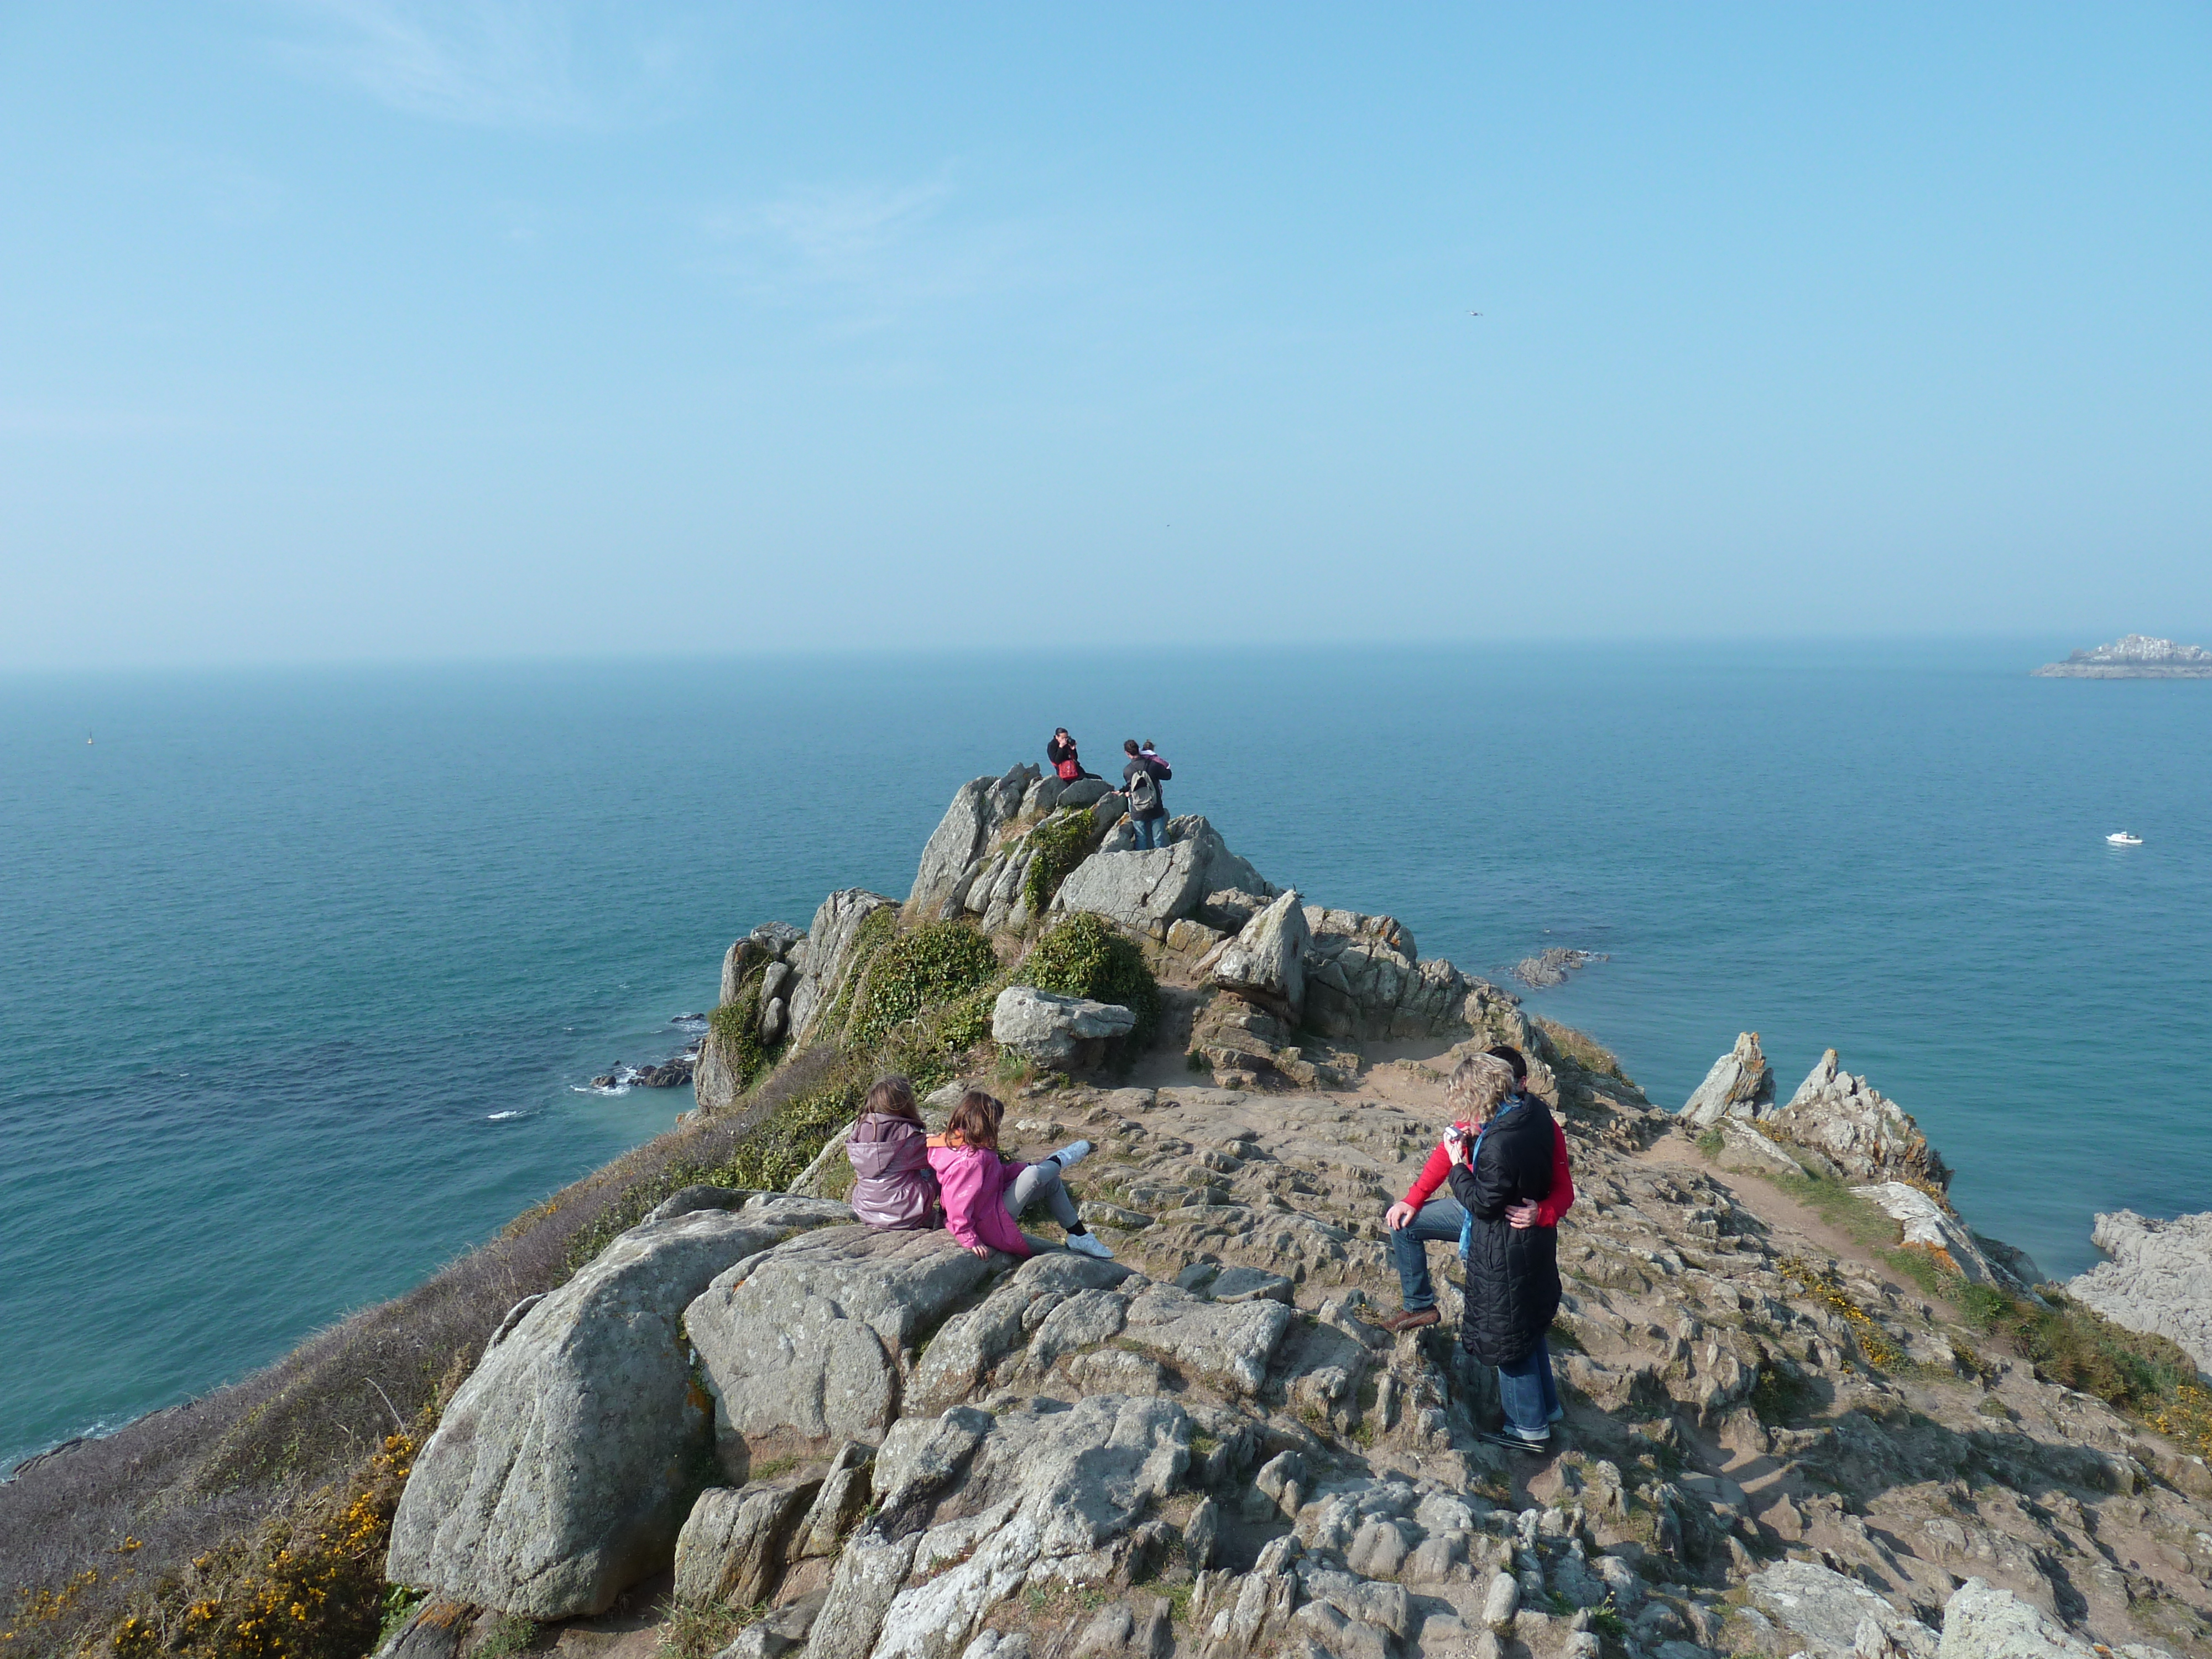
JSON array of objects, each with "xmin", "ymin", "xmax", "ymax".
[
  {"xmin": 848, "ymin": 921, "xmax": 1000, "ymax": 1049},
  {"xmin": 1022, "ymin": 912, "xmax": 1160, "ymax": 1048},
  {"xmin": 1020, "ymin": 810, "xmax": 1098, "ymax": 917}
]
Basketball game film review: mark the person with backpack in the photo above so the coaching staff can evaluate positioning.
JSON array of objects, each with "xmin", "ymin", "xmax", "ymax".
[
  {"xmin": 1121, "ymin": 738, "xmax": 1170, "ymax": 849},
  {"xmin": 845, "ymin": 1074, "xmax": 940, "ymax": 1230},
  {"xmin": 1046, "ymin": 728, "xmax": 1097, "ymax": 782},
  {"xmin": 926, "ymin": 1088, "xmax": 1115, "ymax": 1259},
  {"xmin": 1377, "ymin": 1044, "xmax": 1573, "ymax": 1332}
]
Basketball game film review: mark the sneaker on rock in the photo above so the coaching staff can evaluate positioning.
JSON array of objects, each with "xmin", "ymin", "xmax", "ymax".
[
  {"xmin": 1066, "ymin": 1232, "xmax": 1115, "ymax": 1259},
  {"xmin": 1048, "ymin": 1140, "xmax": 1094, "ymax": 1171}
]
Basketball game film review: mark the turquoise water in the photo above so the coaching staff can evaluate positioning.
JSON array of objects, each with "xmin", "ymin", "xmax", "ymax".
[{"xmin": 4, "ymin": 643, "xmax": 2208, "ymax": 1472}]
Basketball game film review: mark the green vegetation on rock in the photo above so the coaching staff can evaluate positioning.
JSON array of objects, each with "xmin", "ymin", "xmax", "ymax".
[
  {"xmin": 1020, "ymin": 809, "xmax": 1097, "ymax": 917},
  {"xmin": 708, "ymin": 978, "xmax": 780, "ymax": 1090},
  {"xmin": 1021, "ymin": 911, "xmax": 1160, "ymax": 1048},
  {"xmin": 1960, "ymin": 1283, "xmax": 2212, "ymax": 1458},
  {"xmin": 849, "ymin": 920, "xmax": 1001, "ymax": 1049}
]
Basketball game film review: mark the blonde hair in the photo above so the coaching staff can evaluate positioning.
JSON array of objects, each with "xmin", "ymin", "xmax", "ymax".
[{"xmin": 1445, "ymin": 1052, "xmax": 1516, "ymax": 1121}]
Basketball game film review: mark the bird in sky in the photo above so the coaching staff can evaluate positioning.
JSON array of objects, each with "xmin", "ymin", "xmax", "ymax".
[{"xmin": 1468, "ymin": 311, "xmax": 1483, "ymax": 316}]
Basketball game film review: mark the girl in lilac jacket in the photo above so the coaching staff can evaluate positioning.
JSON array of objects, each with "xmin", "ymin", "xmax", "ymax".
[
  {"xmin": 925, "ymin": 1089, "xmax": 1114, "ymax": 1260},
  {"xmin": 845, "ymin": 1075, "xmax": 940, "ymax": 1230}
]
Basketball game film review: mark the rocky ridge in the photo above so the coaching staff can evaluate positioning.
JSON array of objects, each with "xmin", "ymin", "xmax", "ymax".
[{"xmin": 373, "ymin": 771, "xmax": 2212, "ymax": 1659}]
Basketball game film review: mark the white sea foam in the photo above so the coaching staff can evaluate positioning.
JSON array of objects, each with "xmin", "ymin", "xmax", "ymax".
[{"xmin": 486, "ymin": 1110, "xmax": 525, "ymax": 1121}]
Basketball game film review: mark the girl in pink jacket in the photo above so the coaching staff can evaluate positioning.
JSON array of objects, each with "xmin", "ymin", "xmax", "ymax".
[{"xmin": 926, "ymin": 1089, "xmax": 1113, "ymax": 1260}]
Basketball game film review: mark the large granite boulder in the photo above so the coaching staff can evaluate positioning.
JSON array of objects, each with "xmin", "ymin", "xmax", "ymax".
[
  {"xmin": 992, "ymin": 986, "xmax": 1137, "ymax": 1069},
  {"xmin": 2068, "ymin": 1209, "xmax": 2212, "ymax": 1375},
  {"xmin": 1211, "ymin": 889, "xmax": 1308, "ymax": 1011},
  {"xmin": 910, "ymin": 765, "xmax": 1041, "ymax": 921},
  {"xmin": 1749, "ymin": 1559, "xmax": 1937, "ymax": 1658},
  {"xmin": 1300, "ymin": 905, "xmax": 1521, "ymax": 1045},
  {"xmin": 385, "ymin": 1195, "xmax": 849, "ymax": 1619},
  {"xmin": 814, "ymin": 1396, "xmax": 1192, "ymax": 1659},
  {"xmin": 1766, "ymin": 1049, "xmax": 1951, "ymax": 1191},
  {"xmin": 686, "ymin": 1227, "xmax": 1000, "ymax": 1469},
  {"xmin": 1682, "ymin": 1032, "xmax": 1775, "ymax": 1128},
  {"xmin": 1094, "ymin": 816, "xmax": 1276, "ymax": 898},
  {"xmin": 1936, "ymin": 1577, "xmax": 2099, "ymax": 1659},
  {"xmin": 1050, "ymin": 843, "xmax": 1210, "ymax": 937}
]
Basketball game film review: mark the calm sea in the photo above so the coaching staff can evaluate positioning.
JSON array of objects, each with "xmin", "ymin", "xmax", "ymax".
[{"xmin": 3, "ymin": 643, "xmax": 2207, "ymax": 1471}]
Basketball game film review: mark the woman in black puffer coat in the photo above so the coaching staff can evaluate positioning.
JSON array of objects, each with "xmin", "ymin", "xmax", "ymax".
[{"xmin": 1443, "ymin": 1052, "xmax": 1563, "ymax": 1450}]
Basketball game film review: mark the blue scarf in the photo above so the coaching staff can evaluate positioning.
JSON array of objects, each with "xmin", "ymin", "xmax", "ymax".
[{"xmin": 1458, "ymin": 1092, "xmax": 1527, "ymax": 1260}]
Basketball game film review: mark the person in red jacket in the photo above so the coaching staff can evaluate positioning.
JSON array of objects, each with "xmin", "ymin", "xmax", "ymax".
[{"xmin": 1378, "ymin": 1045, "xmax": 1574, "ymax": 1333}]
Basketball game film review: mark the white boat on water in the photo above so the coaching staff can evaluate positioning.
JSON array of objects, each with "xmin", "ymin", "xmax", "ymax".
[{"xmin": 2106, "ymin": 831, "xmax": 2143, "ymax": 846}]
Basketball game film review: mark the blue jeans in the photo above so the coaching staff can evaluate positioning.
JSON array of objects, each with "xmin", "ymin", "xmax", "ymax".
[
  {"xmin": 1388, "ymin": 1196, "xmax": 1465, "ymax": 1312},
  {"xmin": 1130, "ymin": 811, "xmax": 1168, "ymax": 850},
  {"xmin": 1497, "ymin": 1338, "xmax": 1562, "ymax": 1436}
]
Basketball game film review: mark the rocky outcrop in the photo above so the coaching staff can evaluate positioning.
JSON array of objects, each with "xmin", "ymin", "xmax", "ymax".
[
  {"xmin": 787, "ymin": 889, "xmax": 898, "ymax": 1047},
  {"xmin": 384, "ymin": 1067, "xmax": 2212, "ymax": 1657},
  {"xmin": 1681, "ymin": 1032, "xmax": 1775, "ymax": 1128},
  {"xmin": 1510, "ymin": 947, "xmax": 1605, "ymax": 990},
  {"xmin": 821, "ymin": 1395, "xmax": 1192, "ymax": 1659},
  {"xmin": 2033, "ymin": 635, "xmax": 2212, "ymax": 678},
  {"xmin": 1766, "ymin": 1048, "xmax": 1952, "ymax": 1190},
  {"xmin": 1052, "ymin": 843, "xmax": 1211, "ymax": 937},
  {"xmin": 1750, "ymin": 1558, "xmax": 1937, "ymax": 1658},
  {"xmin": 685, "ymin": 1226, "xmax": 1000, "ymax": 1469},
  {"xmin": 2069, "ymin": 1210, "xmax": 2212, "ymax": 1375},
  {"xmin": 911, "ymin": 765, "xmax": 1043, "ymax": 920},
  {"xmin": 384, "ymin": 1194, "xmax": 849, "ymax": 1619},
  {"xmin": 724, "ymin": 922, "xmax": 806, "ymax": 1007},
  {"xmin": 1210, "ymin": 889, "xmax": 1309, "ymax": 1011},
  {"xmin": 1093, "ymin": 815, "xmax": 1276, "ymax": 900},
  {"xmin": 992, "ymin": 986, "xmax": 1138, "ymax": 1070},
  {"xmin": 1853, "ymin": 1181, "xmax": 2029, "ymax": 1291}
]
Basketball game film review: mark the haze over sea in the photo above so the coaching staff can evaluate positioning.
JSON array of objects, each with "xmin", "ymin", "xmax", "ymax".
[{"xmin": 4, "ymin": 639, "xmax": 2208, "ymax": 1473}]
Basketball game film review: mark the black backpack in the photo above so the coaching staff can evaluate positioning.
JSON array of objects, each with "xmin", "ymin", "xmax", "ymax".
[{"xmin": 1126, "ymin": 764, "xmax": 1160, "ymax": 815}]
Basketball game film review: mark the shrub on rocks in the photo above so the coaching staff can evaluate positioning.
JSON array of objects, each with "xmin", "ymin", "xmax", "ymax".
[
  {"xmin": 849, "ymin": 921, "xmax": 1001, "ymax": 1049},
  {"xmin": 1022, "ymin": 912, "xmax": 1160, "ymax": 1049}
]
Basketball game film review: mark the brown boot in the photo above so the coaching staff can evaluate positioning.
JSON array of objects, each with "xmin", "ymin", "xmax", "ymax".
[{"xmin": 1380, "ymin": 1306, "xmax": 1440, "ymax": 1332}]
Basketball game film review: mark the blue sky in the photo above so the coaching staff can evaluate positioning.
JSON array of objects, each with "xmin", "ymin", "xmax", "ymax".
[{"xmin": 2, "ymin": 3, "xmax": 2208, "ymax": 667}]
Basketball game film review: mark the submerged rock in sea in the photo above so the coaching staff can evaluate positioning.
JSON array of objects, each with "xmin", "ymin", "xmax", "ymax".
[{"xmin": 2068, "ymin": 1209, "xmax": 2212, "ymax": 1375}]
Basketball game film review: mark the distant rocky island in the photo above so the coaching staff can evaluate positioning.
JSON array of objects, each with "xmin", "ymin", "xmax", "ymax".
[{"xmin": 2033, "ymin": 634, "xmax": 2212, "ymax": 678}]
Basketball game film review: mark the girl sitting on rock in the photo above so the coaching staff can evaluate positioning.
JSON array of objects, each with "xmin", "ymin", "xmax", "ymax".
[
  {"xmin": 846, "ymin": 1074, "xmax": 941, "ymax": 1230},
  {"xmin": 926, "ymin": 1088, "xmax": 1113, "ymax": 1259}
]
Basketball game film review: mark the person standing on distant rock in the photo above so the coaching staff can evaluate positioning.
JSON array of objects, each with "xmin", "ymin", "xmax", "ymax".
[
  {"xmin": 1121, "ymin": 739, "xmax": 1171, "ymax": 850},
  {"xmin": 1438, "ymin": 1051, "xmax": 1564, "ymax": 1453},
  {"xmin": 1046, "ymin": 728, "xmax": 1097, "ymax": 781},
  {"xmin": 846, "ymin": 1075, "xmax": 941, "ymax": 1230},
  {"xmin": 1379, "ymin": 1045, "xmax": 1572, "ymax": 1333},
  {"xmin": 927, "ymin": 1088, "xmax": 1114, "ymax": 1260}
]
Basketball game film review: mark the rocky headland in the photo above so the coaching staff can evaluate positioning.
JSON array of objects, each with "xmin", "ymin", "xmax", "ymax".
[
  {"xmin": 2032, "ymin": 637, "xmax": 2212, "ymax": 679},
  {"xmin": 5, "ymin": 764, "xmax": 2210, "ymax": 1659}
]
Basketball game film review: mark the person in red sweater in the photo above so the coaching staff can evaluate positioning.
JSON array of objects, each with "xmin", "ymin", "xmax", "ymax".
[{"xmin": 1378, "ymin": 1045, "xmax": 1574, "ymax": 1333}]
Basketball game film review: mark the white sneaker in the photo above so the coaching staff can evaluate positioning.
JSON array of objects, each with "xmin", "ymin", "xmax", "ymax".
[
  {"xmin": 1048, "ymin": 1140, "xmax": 1094, "ymax": 1172},
  {"xmin": 1066, "ymin": 1231, "xmax": 1115, "ymax": 1259}
]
